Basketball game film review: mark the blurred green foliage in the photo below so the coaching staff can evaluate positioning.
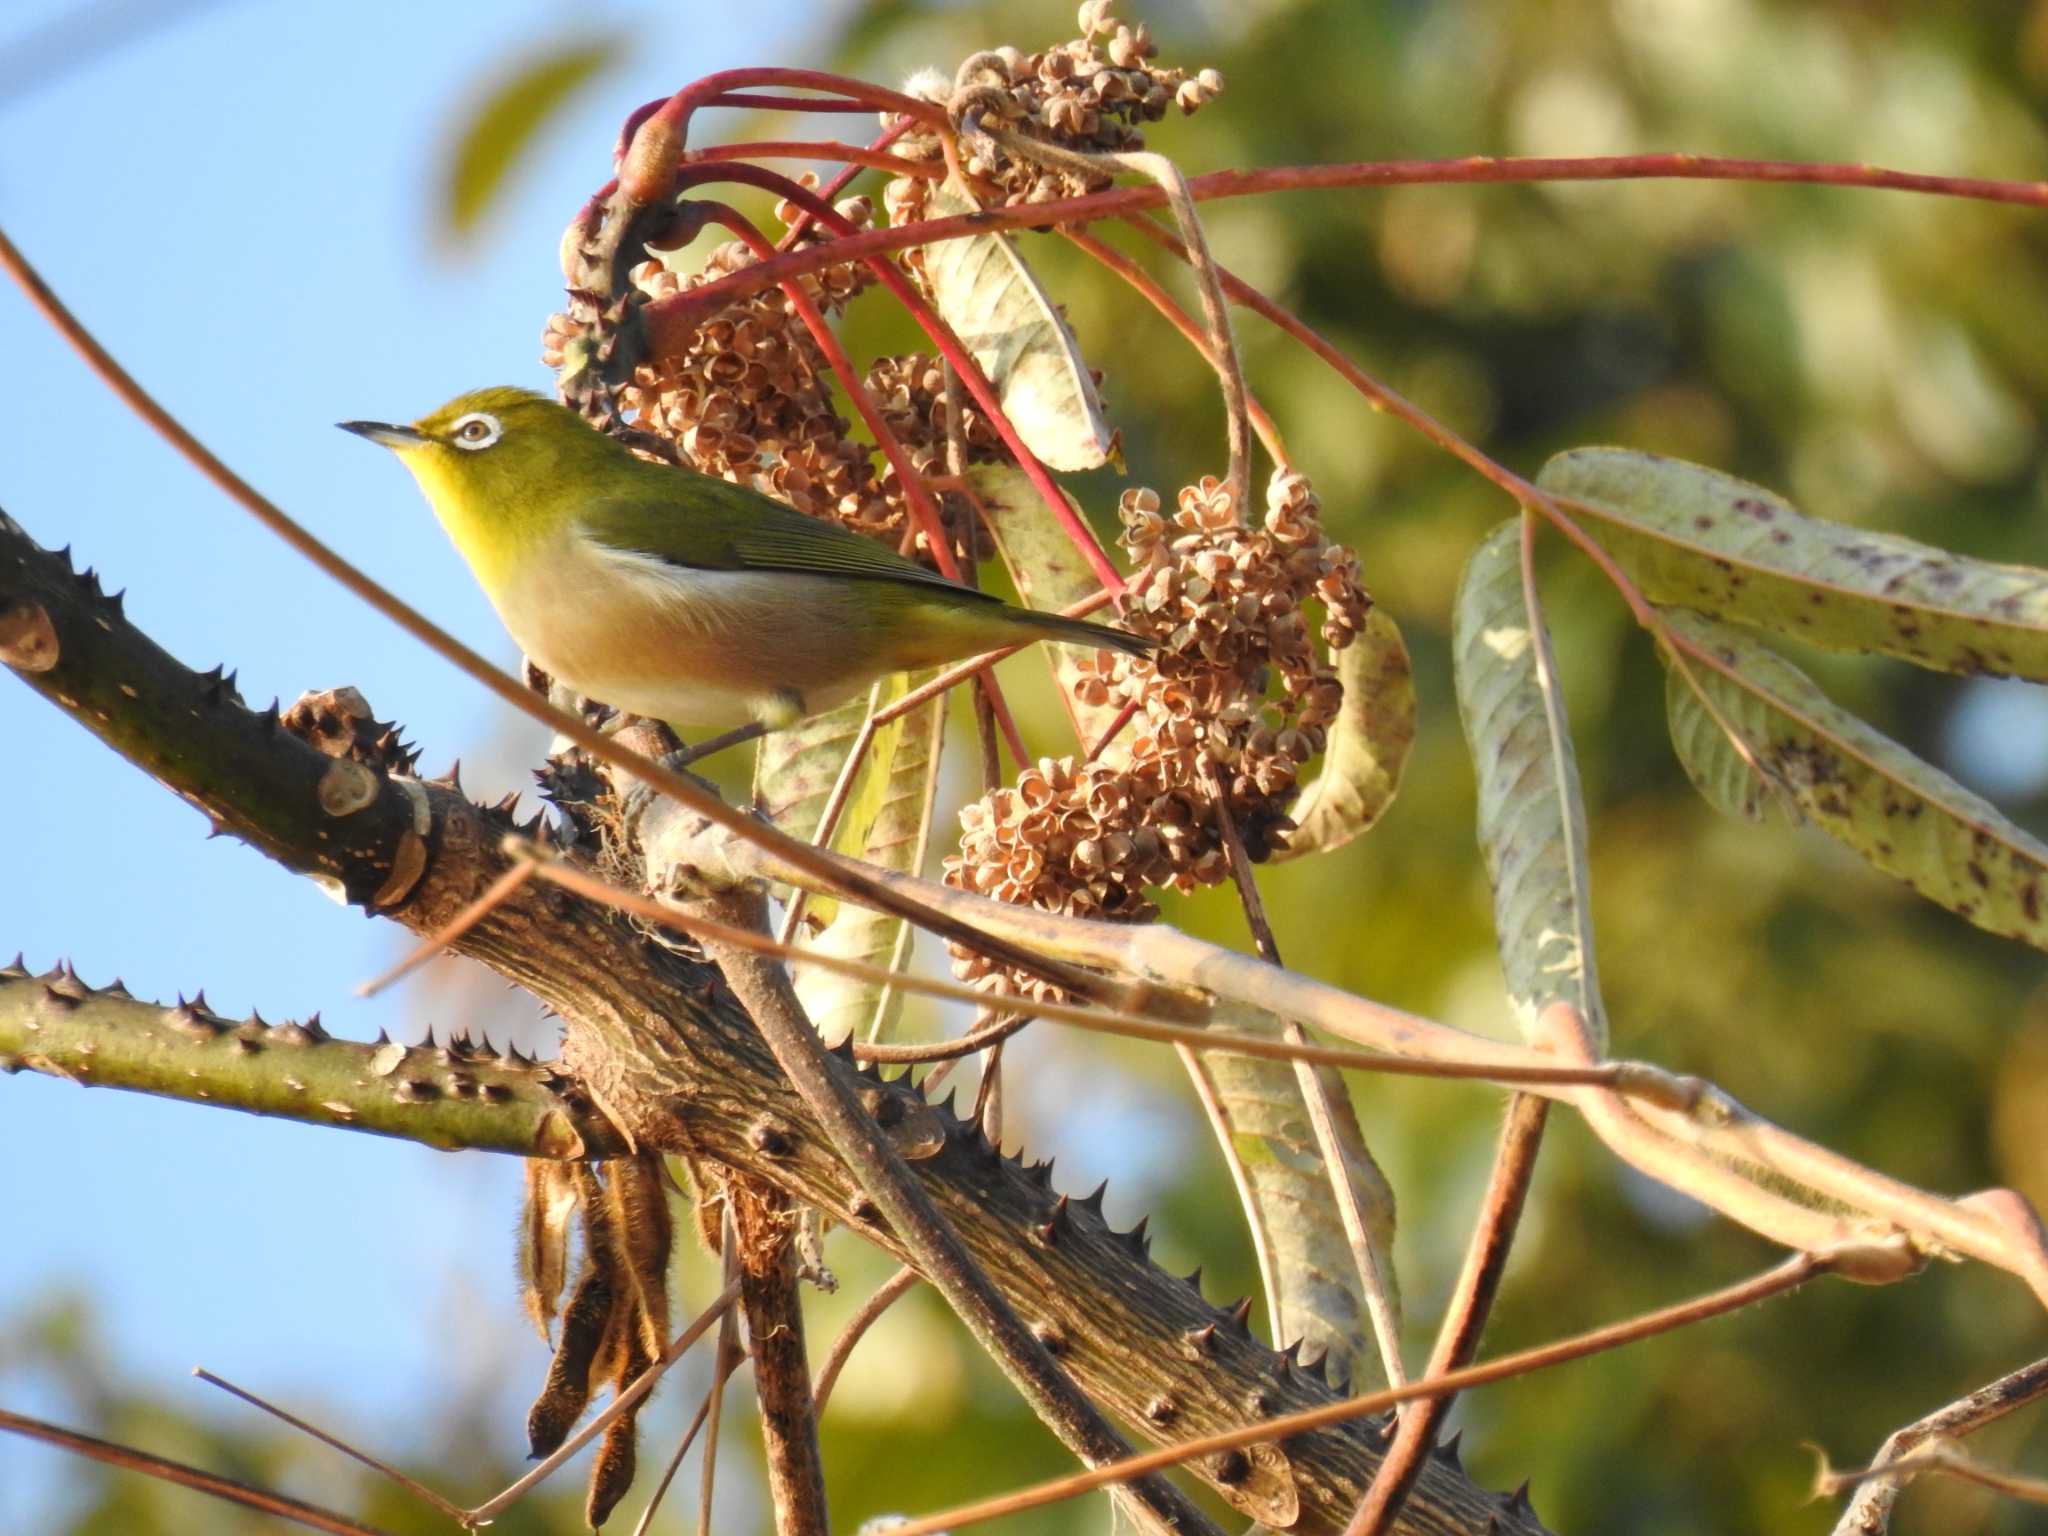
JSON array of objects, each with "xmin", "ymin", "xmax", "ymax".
[
  {"xmin": 825, "ymin": 3, "xmax": 2048, "ymax": 1532},
  {"xmin": 15, "ymin": 2, "xmax": 2048, "ymax": 1533}
]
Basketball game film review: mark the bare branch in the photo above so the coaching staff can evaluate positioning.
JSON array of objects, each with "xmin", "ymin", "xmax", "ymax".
[
  {"xmin": 730, "ymin": 1177, "xmax": 831, "ymax": 1535},
  {"xmin": 814, "ymin": 1265, "xmax": 921, "ymax": 1416},
  {"xmin": 1828, "ymin": 1355, "xmax": 2048, "ymax": 1535},
  {"xmin": 681, "ymin": 883, "xmax": 1223, "ymax": 1536},
  {"xmin": 0, "ymin": 1407, "xmax": 393, "ymax": 1536},
  {"xmin": 1346, "ymin": 1095, "xmax": 1551, "ymax": 1535}
]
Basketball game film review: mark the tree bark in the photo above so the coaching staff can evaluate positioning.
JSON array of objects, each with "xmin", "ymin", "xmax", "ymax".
[{"xmin": 0, "ymin": 506, "xmax": 1551, "ymax": 1536}]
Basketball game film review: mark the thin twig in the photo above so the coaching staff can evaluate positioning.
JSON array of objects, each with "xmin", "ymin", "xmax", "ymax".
[
  {"xmin": 883, "ymin": 1254, "xmax": 1831, "ymax": 1535},
  {"xmin": 971, "ymin": 1036, "xmax": 1005, "ymax": 1135},
  {"xmin": 1061, "ymin": 225, "xmax": 1288, "ymax": 466},
  {"xmin": 628, "ymin": 1326, "xmax": 747, "ymax": 1536},
  {"xmin": 524, "ymin": 850, "xmax": 1633, "ymax": 1092},
  {"xmin": 645, "ymin": 153, "xmax": 2048, "ymax": 341},
  {"xmin": 856, "ymin": 1011, "xmax": 1032, "ymax": 1064},
  {"xmin": 0, "ymin": 1407, "xmax": 394, "ymax": 1536},
  {"xmin": 686, "ymin": 138, "xmax": 938, "ymax": 178},
  {"xmin": 1344, "ymin": 1094, "xmax": 1551, "ymax": 1535},
  {"xmin": 814, "ymin": 1265, "xmax": 922, "ymax": 1415},
  {"xmin": 1828, "ymin": 1355, "xmax": 2048, "ymax": 1535},
  {"xmin": 1819, "ymin": 1442, "xmax": 2048, "ymax": 1507},
  {"xmin": 1084, "ymin": 696, "xmax": 1141, "ymax": 763},
  {"xmin": 192, "ymin": 1369, "xmax": 467, "ymax": 1523},
  {"xmin": 1206, "ymin": 758, "xmax": 1283, "ymax": 966},
  {"xmin": 697, "ymin": 1208, "xmax": 743, "ymax": 1536},
  {"xmin": 774, "ymin": 117, "xmax": 921, "ymax": 249},
  {"xmin": 466, "ymin": 1278, "xmax": 742, "ymax": 1523}
]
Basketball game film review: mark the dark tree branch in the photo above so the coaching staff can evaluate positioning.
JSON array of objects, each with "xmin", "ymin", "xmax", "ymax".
[
  {"xmin": 686, "ymin": 887, "xmax": 1216, "ymax": 1536},
  {"xmin": 730, "ymin": 1176, "xmax": 831, "ymax": 1536},
  {"xmin": 0, "ymin": 967, "xmax": 626, "ymax": 1157},
  {"xmin": 0, "ymin": 505, "xmax": 1550, "ymax": 1536}
]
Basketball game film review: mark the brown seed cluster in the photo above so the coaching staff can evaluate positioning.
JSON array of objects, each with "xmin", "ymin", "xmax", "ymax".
[
  {"xmin": 946, "ymin": 470, "xmax": 1369, "ymax": 998},
  {"xmin": 883, "ymin": 3, "xmax": 1223, "ymax": 231},
  {"xmin": 542, "ymin": 185, "xmax": 950, "ymax": 548}
]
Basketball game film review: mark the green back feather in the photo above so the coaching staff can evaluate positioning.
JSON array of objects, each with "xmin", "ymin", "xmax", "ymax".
[{"xmin": 581, "ymin": 479, "xmax": 1002, "ymax": 600}]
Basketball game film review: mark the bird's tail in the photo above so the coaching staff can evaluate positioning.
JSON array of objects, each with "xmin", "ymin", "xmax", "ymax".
[{"xmin": 1010, "ymin": 606, "xmax": 1156, "ymax": 656}]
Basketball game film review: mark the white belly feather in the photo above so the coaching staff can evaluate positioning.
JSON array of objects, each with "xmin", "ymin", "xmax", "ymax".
[{"xmin": 491, "ymin": 532, "xmax": 874, "ymax": 728}]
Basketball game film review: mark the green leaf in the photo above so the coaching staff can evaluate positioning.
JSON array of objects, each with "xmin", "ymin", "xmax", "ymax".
[
  {"xmin": 919, "ymin": 182, "xmax": 1115, "ymax": 472},
  {"xmin": 439, "ymin": 38, "xmax": 620, "ymax": 243},
  {"xmin": 1661, "ymin": 606, "xmax": 2048, "ymax": 949},
  {"xmin": 967, "ymin": 463, "xmax": 1125, "ymax": 748},
  {"xmin": 1183, "ymin": 1004, "xmax": 1397, "ymax": 1394},
  {"xmin": 1453, "ymin": 521, "xmax": 1609, "ymax": 1049},
  {"xmin": 1538, "ymin": 447, "xmax": 2048, "ymax": 680},
  {"xmin": 1271, "ymin": 605, "xmax": 1415, "ymax": 862}
]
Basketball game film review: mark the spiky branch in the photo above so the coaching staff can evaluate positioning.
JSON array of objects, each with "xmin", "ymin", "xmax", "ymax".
[
  {"xmin": 0, "ymin": 508, "xmax": 1549, "ymax": 1536},
  {"xmin": 0, "ymin": 968, "xmax": 625, "ymax": 1157}
]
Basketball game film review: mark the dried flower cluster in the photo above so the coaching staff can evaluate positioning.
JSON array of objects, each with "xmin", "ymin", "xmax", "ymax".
[
  {"xmin": 543, "ymin": 185, "xmax": 954, "ymax": 550},
  {"xmin": 946, "ymin": 470, "xmax": 1369, "ymax": 996},
  {"xmin": 883, "ymin": 3, "xmax": 1223, "ymax": 230}
]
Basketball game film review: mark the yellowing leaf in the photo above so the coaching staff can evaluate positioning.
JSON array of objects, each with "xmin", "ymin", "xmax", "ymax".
[
  {"xmin": 755, "ymin": 673, "xmax": 946, "ymax": 1044},
  {"xmin": 791, "ymin": 686, "xmax": 947, "ymax": 1044},
  {"xmin": 1271, "ymin": 604, "xmax": 1415, "ymax": 862},
  {"xmin": 440, "ymin": 38, "xmax": 620, "ymax": 243},
  {"xmin": 1183, "ymin": 1003, "xmax": 1397, "ymax": 1396},
  {"xmin": 1539, "ymin": 447, "xmax": 2048, "ymax": 680},
  {"xmin": 1663, "ymin": 606, "xmax": 2048, "ymax": 950},
  {"xmin": 920, "ymin": 182, "xmax": 1115, "ymax": 471},
  {"xmin": 1454, "ymin": 521, "xmax": 1609, "ymax": 1048}
]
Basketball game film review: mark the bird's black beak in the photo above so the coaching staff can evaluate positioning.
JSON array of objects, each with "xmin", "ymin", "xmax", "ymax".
[{"xmin": 337, "ymin": 419, "xmax": 429, "ymax": 450}]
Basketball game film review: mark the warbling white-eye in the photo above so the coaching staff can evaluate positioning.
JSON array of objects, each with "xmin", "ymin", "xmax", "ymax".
[{"xmin": 341, "ymin": 387, "xmax": 1149, "ymax": 750}]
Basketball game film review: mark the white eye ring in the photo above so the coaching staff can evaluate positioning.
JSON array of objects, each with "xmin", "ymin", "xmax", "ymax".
[{"xmin": 450, "ymin": 412, "xmax": 502, "ymax": 450}]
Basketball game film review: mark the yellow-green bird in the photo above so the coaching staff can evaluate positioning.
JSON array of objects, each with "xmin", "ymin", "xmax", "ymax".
[{"xmin": 342, "ymin": 387, "xmax": 1149, "ymax": 748}]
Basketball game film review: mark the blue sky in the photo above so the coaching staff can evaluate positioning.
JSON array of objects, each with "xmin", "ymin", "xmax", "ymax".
[
  {"xmin": 0, "ymin": 1, "xmax": 822, "ymax": 1524},
  {"xmin": 0, "ymin": 8, "xmax": 1209, "ymax": 1526}
]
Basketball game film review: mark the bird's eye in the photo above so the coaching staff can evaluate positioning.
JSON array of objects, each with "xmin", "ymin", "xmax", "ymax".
[{"xmin": 450, "ymin": 412, "xmax": 502, "ymax": 451}]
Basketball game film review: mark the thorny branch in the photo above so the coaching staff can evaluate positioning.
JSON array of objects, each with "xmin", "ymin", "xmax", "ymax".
[
  {"xmin": 0, "ymin": 969, "xmax": 626, "ymax": 1158},
  {"xmin": 0, "ymin": 508, "xmax": 1543, "ymax": 1533}
]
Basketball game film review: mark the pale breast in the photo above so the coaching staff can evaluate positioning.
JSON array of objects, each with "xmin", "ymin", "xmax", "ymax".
[{"xmin": 492, "ymin": 532, "xmax": 889, "ymax": 727}]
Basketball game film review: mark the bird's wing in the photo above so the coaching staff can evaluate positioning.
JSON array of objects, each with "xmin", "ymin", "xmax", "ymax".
[{"xmin": 579, "ymin": 480, "xmax": 1000, "ymax": 600}]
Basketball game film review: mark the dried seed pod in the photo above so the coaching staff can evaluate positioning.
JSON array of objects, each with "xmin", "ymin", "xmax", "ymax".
[{"xmin": 947, "ymin": 466, "xmax": 1371, "ymax": 999}]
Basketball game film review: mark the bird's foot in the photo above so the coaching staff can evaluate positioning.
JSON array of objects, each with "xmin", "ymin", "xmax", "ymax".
[{"xmin": 666, "ymin": 720, "xmax": 767, "ymax": 769}]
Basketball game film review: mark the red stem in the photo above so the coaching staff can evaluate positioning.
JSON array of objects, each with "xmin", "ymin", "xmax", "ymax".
[
  {"xmin": 629, "ymin": 69, "xmax": 941, "ymax": 167},
  {"xmin": 646, "ymin": 151, "xmax": 2048, "ymax": 333},
  {"xmin": 1119, "ymin": 215, "xmax": 1670, "ymax": 632},
  {"xmin": 657, "ymin": 158, "xmax": 1129, "ymax": 597},
  {"xmin": 685, "ymin": 139, "xmax": 939, "ymax": 179},
  {"xmin": 1061, "ymin": 225, "xmax": 1289, "ymax": 466},
  {"xmin": 704, "ymin": 92, "xmax": 915, "ymax": 115},
  {"xmin": 701, "ymin": 203, "xmax": 1032, "ymax": 771},
  {"xmin": 776, "ymin": 118, "xmax": 921, "ymax": 250}
]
